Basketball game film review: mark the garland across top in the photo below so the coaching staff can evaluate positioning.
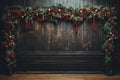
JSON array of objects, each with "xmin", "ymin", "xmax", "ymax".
[{"xmin": 6, "ymin": 4, "xmax": 117, "ymax": 32}]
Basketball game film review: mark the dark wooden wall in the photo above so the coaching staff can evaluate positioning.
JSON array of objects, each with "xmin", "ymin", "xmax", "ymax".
[
  {"xmin": 0, "ymin": 0, "xmax": 120, "ymax": 74},
  {"xmin": 16, "ymin": 22, "xmax": 103, "ymax": 51}
]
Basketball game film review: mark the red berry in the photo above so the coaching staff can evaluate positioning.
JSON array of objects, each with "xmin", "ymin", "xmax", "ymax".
[{"xmin": 10, "ymin": 53, "xmax": 15, "ymax": 59}]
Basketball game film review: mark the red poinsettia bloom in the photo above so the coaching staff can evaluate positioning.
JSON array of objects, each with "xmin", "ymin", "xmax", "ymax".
[
  {"xmin": 10, "ymin": 53, "xmax": 15, "ymax": 59},
  {"xmin": 82, "ymin": 8, "xmax": 89, "ymax": 15}
]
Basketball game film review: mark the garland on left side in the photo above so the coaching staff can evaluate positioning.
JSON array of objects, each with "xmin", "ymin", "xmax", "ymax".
[{"xmin": 1, "ymin": 4, "xmax": 118, "ymax": 75}]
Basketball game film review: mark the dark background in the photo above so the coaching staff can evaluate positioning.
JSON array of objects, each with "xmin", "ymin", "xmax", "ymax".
[{"xmin": 0, "ymin": 0, "xmax": 120, "ymax": 74}]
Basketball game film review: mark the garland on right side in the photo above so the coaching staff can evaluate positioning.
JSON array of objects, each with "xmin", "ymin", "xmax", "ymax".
[{"xmin": 102, "ymin": 16, "xmax": 118, "ymax": 75}]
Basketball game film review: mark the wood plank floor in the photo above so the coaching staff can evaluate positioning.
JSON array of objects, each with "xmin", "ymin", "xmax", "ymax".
[{"xmin": 0, "ymin": 74, "xmax": 120, "ymax": 80}]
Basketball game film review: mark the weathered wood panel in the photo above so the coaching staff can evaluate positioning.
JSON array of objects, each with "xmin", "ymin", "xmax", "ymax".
[
  {"xmin": 16, "ymin": 21, "xmax": 104, "ymax": 51},
  {"xmin": 16, "ymin": 51, "xmax": 104, "ymax": 73}
]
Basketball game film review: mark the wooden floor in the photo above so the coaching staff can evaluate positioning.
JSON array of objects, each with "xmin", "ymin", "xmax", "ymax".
[{"xmin": 0, "ymin": 74, "xmax": 120, "ymax": 80}]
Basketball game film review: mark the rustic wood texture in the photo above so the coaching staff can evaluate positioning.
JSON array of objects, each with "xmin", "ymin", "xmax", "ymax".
[
  {"xmin": 16, "ymin": 51, "xmax": 104, "ymax": 73},
  {"xmin": 0, "ymin": 74, "xmax": 120, "ymax": 80},
  {"xmin": 16, "ymin": 22, "xmax": 104, "ymax": 51}
]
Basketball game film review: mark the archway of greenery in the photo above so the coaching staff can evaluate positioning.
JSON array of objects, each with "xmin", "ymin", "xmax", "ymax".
[{"xmin": 1, "ymin": 4, "xmax": 118, "ymax": 75}]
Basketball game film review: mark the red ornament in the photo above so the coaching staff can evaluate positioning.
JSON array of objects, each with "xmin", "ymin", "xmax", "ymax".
[
  {"xmin": 99, "ymin": 13, "xmax": 104, "ymax": 18},
  {"xmin": 5, "ymin": 44, "xmax": 9, "ymax": 48},
  {"xmin": 26, "ymin": 21, "xmax": 30, "ymax": 29},
  {"xmin": 83, "ymin": 8, "xmax": 88, "ymax": 15},
  {"xmin": 75, "ymin": 26, "xmax": 78, "ymax": 33},
  {"xmin": 74, "ymin": 21, "xmax": 79, "ymax": 33},
  {"xmin": 10, "ymin": 53, "xmax": 15, "ymax": 59},
  {"xmin": 92, "ymin": 18, "xmax": 96, "ymax": 31}
]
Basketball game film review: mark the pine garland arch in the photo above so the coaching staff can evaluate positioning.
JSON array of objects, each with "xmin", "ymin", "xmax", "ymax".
[{"xmin": 1, "ymin": 4, "xmax": 118, "ymax": 75}]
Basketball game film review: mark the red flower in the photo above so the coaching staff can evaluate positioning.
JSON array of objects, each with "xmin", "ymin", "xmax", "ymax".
[
  {"xmin": 54, "ymin": 9, "xmax": 58, "ymax": 14},
  {"xmin": 82, "ymin": 9, "xmax": 89, "ymax": 15},
  {"xmin": 74, "ymin": 21, "xmax": 79, "ymax": 33},
  {"xmin": 111, "ymin": 28, "xmax": 117, "ymax": 34},
  {"xmin": 10, "ymin": 53, "xmax": 15, "ymax": 59},
  {"xmin": 99, "ymin": 13, "xmax": 104, "ymax": 18}
]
